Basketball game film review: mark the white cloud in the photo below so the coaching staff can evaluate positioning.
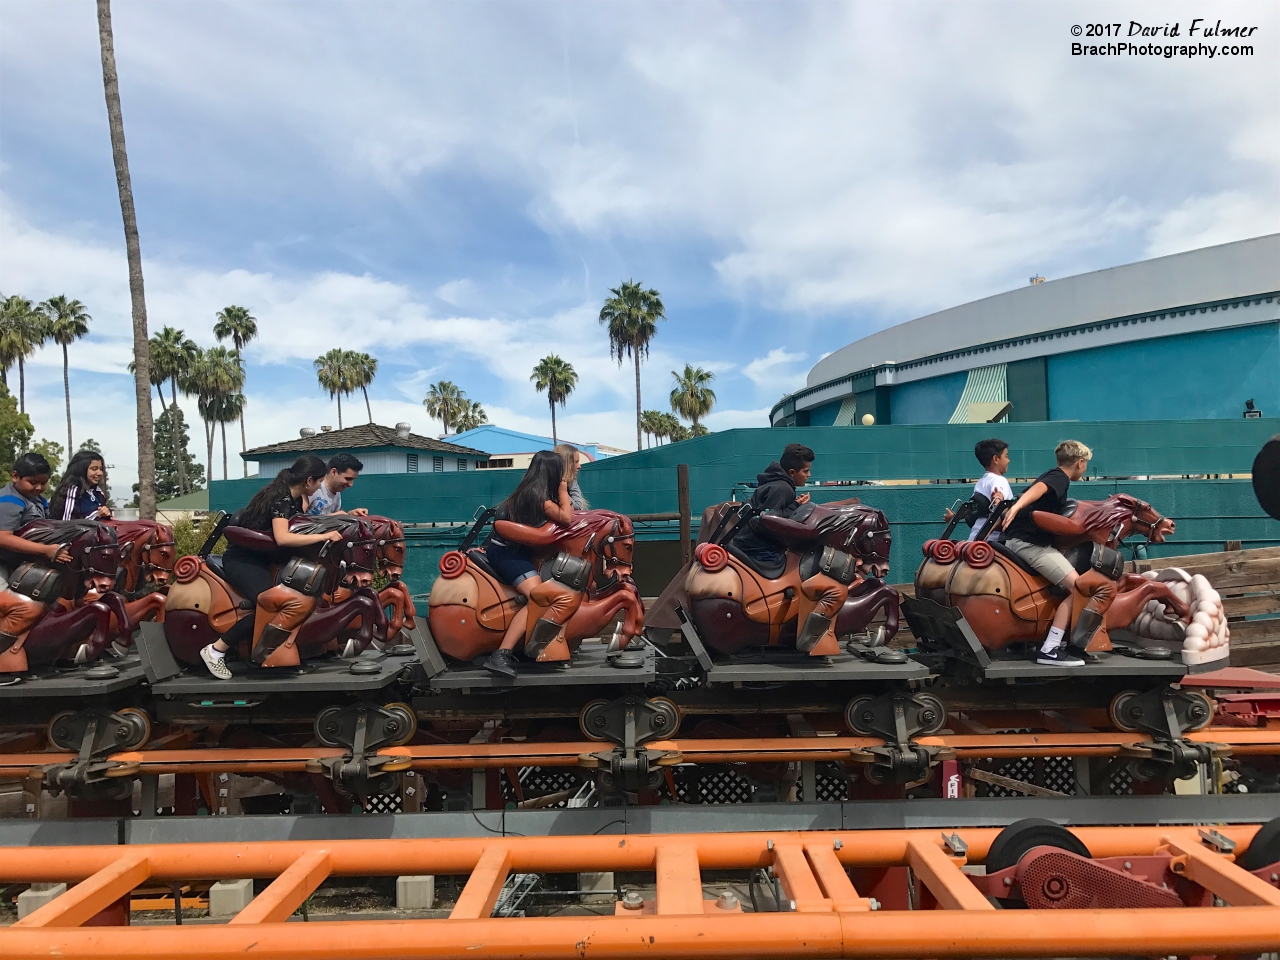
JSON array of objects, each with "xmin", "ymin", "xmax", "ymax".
[{"xmin": 742, "ymin": 348, "xmax": 807, "ymax": 390}]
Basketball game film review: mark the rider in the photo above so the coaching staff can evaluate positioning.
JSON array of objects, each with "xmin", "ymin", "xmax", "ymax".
[
  {"xmin": 554, "ymin": 443, "xmax": 588, "ymax": 510},
  {"xmin": 945, "ymin": 438, "xmax": 1012, "ymax": 541},
  {"xmin": 199, "ymin": 455, "xmax": 343, "ymax": 680},
  {"xmin": 999, "ymin": 440, "xmax": 1093, "ymax": 667},
  {"xmin": 732, "ymin": 443, "xmax": 814, "ymax": 566},
  {"xmin": 0, "ymin": 453, "xmax": 69, "ymax": 585},
  {"xmin": 481, "ymin": 450, "xmax": 574, "ymax": 677},
  {"xmin": 305, "ymin": 453, "xmax": 369, "ymax": 517},
  {"xmin": 50, "ymin": 449, "xmax": 113, "ymax": 521}
]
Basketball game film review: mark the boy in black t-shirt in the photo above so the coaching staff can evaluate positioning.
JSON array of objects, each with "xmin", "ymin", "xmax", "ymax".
[{"xmin": 999, "ymin": 440, "xmax": 1093, "ymax": 666}]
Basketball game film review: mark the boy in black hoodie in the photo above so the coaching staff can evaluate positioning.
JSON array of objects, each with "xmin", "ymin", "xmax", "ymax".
[{"xmin": 732, "ymin": 443, "xmax": 815, "ymax": 565}]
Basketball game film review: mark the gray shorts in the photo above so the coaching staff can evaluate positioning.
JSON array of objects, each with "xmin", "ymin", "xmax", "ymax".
[{"xmin": 1004, "ymin": 538, "xmax": 1074, "ymax": 586}]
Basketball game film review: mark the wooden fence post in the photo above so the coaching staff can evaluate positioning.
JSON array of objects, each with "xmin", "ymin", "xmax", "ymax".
[{"xmin": 677, "ymin": 464, "xmax": 691, "ymax": 567}]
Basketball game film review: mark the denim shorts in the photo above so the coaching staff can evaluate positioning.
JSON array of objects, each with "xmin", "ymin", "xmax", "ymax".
[{"xmin": 482, "ymin": 542, "xmax": 539, "ymax": 586}]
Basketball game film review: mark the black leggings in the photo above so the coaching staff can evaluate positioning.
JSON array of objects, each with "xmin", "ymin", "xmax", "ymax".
[{"xmin": 221, "ymin": 546, "xmax": 277, "ymax": 647}]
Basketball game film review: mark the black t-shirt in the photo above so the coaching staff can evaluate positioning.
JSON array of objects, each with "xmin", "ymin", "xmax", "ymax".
[{"xmin": 1006, "ymin": 467, "xmax": 1071, "ymax": 546}]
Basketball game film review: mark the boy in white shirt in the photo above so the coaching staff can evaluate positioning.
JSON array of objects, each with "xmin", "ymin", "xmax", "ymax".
[
  {"xmin": 305, "ymin": 453, "xmax": 369, "ymax": 517},
  {"xmin": 944, "ymin": 438, "xmax": 1013, "ymax": 541}
]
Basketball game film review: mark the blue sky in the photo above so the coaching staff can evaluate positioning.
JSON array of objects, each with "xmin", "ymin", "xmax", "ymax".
[{"xmin": 2, "ymin": 0, "xmax": 1277, "ymax": 490}]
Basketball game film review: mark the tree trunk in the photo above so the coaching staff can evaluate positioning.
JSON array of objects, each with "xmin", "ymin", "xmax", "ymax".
[
  {"xmin": 362, "ymin": 386, "xmax": 372, "ymax": 424},
  {"xmin": 63, "ymin": 344, "xmax": 73, "ymax": 453},
  {"xmin": 171, "ymin": 379, "xmax": 186, "ymax": 495},
  {"xmin": 337, "ymin": 394, "xmax": 343, "ymax": 430},
  {"xmin": 1, "ymin": 366, "xmax": 6, "ymax": 389},
  {"xmin": 221, "ymin": 420, "xmax": 227, "ymax": 481},
  {"xmin": 240, "ymin": 410, "xmax": 248, "ymax": 477},
  {"xmin": 205, "ymin": 417, "xmax": 214, "ymax": 485},
  {"xmin": 18, "ymin": 355, "xmax": 25, "ymax": 414},
  {"xmin": 633, "ymin": 353, "xmax": 642, "ymax": 451},
  {"xmin": 549, "ymin": 397, "xmax": 557, "ymax": 445},
  {"xmin": 98, "ymin": 0, "xmax": 156, "ymax": 519}
]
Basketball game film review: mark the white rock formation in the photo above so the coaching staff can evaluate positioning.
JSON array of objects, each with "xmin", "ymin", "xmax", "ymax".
[{"xmin": 1128, "ymin": 568, "xmax": 1230, "ymax": 665}]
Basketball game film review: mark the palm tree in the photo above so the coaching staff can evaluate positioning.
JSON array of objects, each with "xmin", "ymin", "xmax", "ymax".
[
  {"xmin": 97, "ymin": 0, "xmax": 157, "ymax": 519},
  {"xmin": 187, "ymin": 346, "xmax": 243, "ymax": 483},
  {"xmin": 423, "ymin": 380, "xmax": 466, "ymax": 435},
  {"xmin": 348, "ymin": 352, "xmax": 378, "ymax": 423},
  {"xmin": 216, "ymin": 392, "xmax": 245, "ymax": 480},
  {"xmin": 454, "ymin": 400, "xmax": 488, "ymax": 433},
  {"xmin": 659, "ymin": 412, "xmax": 684, "ymax": 443},
  {"xmin": 213, "ymin": 305, "xmax": 257, "ymax": 476},
  {"xmin": 669, "ymin": 364, "xmax": 716, "ymax": 432},
  {"xmin": 314, "ymin": 348, "xmax": 355, "ymax": 429},
  {"xmin": 640, "ymin": 409, "xmax": 664, "ymax": 448},
  {"xmin": 530, "ymin": 355, "xmax": 578, "ymax": 445},
  {"xmin": 0, "ymin": 296, "xmax": 48, "ymax": 414},
  {"xmin": 39, "ymin": 296, "xmax": 92, "ymax": 453},
  {"xmin": 599, "ymin": 279, "xmax": 665, "ymax": 450},
  {"xmin": 148, "ymin": 327, "xmax": 198, "ymax": 494}
]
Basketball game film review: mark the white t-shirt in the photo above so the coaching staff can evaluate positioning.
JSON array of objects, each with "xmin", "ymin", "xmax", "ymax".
[
  {"xmin": 969, "ymin": 471, "xmax": 1013, "ymax": 541},
  {"xmin": 306, "ymin": 481, "xmax": 342, "ymax": 516}
]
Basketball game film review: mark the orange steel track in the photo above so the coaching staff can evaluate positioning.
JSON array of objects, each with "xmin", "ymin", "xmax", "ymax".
[
  {"xmin": 2, "ymin": 727, "xmax": 1279, "ymax": 778},
  {"xmin": 2, "ymin": 826, "xmax": 1279, "ymax": 958}
]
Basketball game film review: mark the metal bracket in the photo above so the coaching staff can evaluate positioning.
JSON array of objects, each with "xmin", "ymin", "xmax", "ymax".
[
  {"xmin": 674, "ymin": 602, "xmax": 715, "ymax": 673},
  {"xmin": 44, "ymin": 709, "xmax": 149, "ymax": 801},
  {"xmin": 845, "ymin": 691, "xmax": 952, "ymax": 785},
  {"xmin": 408, "ymin": 621, "xmax": 448, "ymax": 680},
  {"xmin": 306, "ymin": 702, "xmax": 415, "ymax": 799},
  {"xmin": 136, "ymin": 620, "xmax": 183, "ymax": 683},
  {"xmin": 1114, "ymin": 685, "xmax": 1222, "ymax": 782},
  {"xmin": 580, "ymin": 697, "xmax": 679, "ymax": 794},
  {"xmin": 901, "ymin": 597, "xmax": 992, "ymax": 671}
]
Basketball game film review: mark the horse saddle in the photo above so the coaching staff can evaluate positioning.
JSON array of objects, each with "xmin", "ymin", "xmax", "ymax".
[
  {"xmin": 223, "ymin": 526, "xmax": 278, "ymax": 552},
  {"xmin": 727, "ymin": 542, "xmax": 787, "ymax": 580}
]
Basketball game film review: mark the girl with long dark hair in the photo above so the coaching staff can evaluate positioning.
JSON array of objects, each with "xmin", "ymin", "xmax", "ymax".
[
  {"xmin": 481, "ymin": 449, "xmax": 573, "ymax": 676},
  {"xmin": 50, "ymin": 449, "xmax": 112, "ymax": 520},
  {"xmin": 200, "ymin": 455, "xmax": 343, "ymax": 679}
]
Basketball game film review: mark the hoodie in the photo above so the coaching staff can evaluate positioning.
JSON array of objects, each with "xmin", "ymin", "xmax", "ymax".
[{"xmin": 732, "ymin": 461, "xmax": 800, "ymax": 558}]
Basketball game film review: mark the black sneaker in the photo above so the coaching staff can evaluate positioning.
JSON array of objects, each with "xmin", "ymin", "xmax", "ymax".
[
  {"xmin": 484, "ymin": 649, "xmax": 519, "ymax": 678},
  {"xmin": 1037, "ymin": 644, "xmax": 1084, "ymax": 667}
]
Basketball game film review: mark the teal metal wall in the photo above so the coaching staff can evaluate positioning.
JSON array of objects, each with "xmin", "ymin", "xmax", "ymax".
[{"xmin": 210, "ymin": 419, "xmax": 1279, "ymax": 596}]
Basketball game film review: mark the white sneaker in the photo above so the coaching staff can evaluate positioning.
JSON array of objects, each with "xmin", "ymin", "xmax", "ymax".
[{"xmin": 200, "ymin": 644, "xmax": 233, "ymax": 680}]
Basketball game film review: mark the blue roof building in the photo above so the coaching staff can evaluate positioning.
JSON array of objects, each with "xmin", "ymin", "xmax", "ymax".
[{"xmin": 449, "ymin": 426, "xmax": 628, "ymax": 469}]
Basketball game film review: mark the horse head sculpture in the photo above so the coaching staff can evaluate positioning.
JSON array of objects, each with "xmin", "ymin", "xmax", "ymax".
[
  {"xmin": 18, "ymin": 520, "xmax": 123, "ymax": 596},
  {"xmin": 1032, "ymin": 493, "xmax": 1175, "ymax": 548},
  {"xmin": 366, "ymin": 515, "xmax": 408, "ymax": 581},
  {"xmin": 104, "ymin": 519, "xmax": 177, "ymax": 593},
  {"xmin": 287, "ymin": 515, "xmax": 379, "ymax": 591}
]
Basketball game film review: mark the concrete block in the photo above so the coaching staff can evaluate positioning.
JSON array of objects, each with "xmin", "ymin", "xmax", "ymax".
[
  {"xmin": 18, "ymin": 883, "xmax": 68, "ymax": 919},
  {"xmin": 396, "ymin": 875, "xmax": 435, "ymax": 910},
  {"xmin": 579, "ymin": 871, "xmax": 615, "ymax": 903},
  {"xmin": 208, "ymin": 878, "xmax": 254, "ymax": 918}
]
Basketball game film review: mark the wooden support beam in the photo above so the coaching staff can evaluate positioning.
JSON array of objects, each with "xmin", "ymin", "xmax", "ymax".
[
  {"xmin": 229, "ymin": 849, "xmax": 330, "ymax": 925},
  {"xmin": 449, "ymin": 846, "xmax": 511, "ymax": 920},
  {"xmin": 13, "ymin": 852, "xmax": 150, "ymax": 928},
  {"xmin": 905, "ymin": 838, "xmax": 994, "ymax": 911},
  {"xmin": 655, "ymin": 844, "xmax": 704, "ymax": 915}
]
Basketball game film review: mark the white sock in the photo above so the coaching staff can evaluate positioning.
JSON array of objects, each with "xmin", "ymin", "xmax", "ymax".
[
  {"xmin": 1041, "ymin": 626, "xmax": 1065, "ymax": 655},
  {"xmin": 206, "ymin": 646, "xmax": 226, "ymax": 661}
]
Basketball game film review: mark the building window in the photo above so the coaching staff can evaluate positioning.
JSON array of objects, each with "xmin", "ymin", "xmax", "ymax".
[
  {"xmin": 407, "ymin": 454, "xmax": 418, "ymax": 473},
  {"xmin": 433, "ymin": 456, "xmax": 444, "ymax": 472},
  {"xmin": 477, "ymin": 458, "xmax": 514, "ymax": 470},
  {"xmin": 457, "ymin": 458, "xmax": 467, "ymax": 471}
]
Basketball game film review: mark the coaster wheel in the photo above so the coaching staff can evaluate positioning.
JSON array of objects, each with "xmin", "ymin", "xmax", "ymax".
[
  {"xmin": 986, "ymin": 817, "xmax": 1091, "ymax": 877},
  {"xmin": 46, "ymin": 711, "xmax": 78, "ymax": 750},
  {"xmin": 647, "ymin": 697, "xmax": 681, "ymax": 741},
  {"xmin": 314, "ymin": 706, "xmax": 346, "ymax": 747},
  {"xmin": 117, "ymin": 707, "xmax": 152, "ymax": 749},
  {"xmin": 844, "ymin": 695, "xmax": 878, "ymax": 736},
  {"xmin": 382, "ymin": 702, "xmax": 418, "ymax": 746},
  {"xmin": 1241, "ymin": 816, "xmax": 1280, "ymax": 872},
  {"xmin": 579, "ymin": 699, "xmax": 611, "ymax": 742},
  {"xmin": 1183, "ymin": 691, "xmax": 1214, "ymax": 732},
  {"xmin": 915, "ymin": 693, "xmax": 947, "ymax": 737},
  {"xmin": 1108, "ymin": 690, "xmax": 1142, "ymax": 732}
]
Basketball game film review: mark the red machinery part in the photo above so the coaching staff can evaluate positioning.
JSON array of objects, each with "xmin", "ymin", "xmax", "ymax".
[
  {"xmin": 437, "ymin": 551, "xmax": 467, "ymax": 579},
  {"xmin": 1016, "ymin": 847, "xmax": 1186, "ymax": 909}
]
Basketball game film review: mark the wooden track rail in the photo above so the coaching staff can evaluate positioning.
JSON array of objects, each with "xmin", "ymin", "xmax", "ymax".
[
  {"xmin": 2, "ymin": 726, "xmax": 1279, "ymax": 779},
  {"xmin": 2, "ymin": 826, "xmax": 1278, "ymax": 957}
]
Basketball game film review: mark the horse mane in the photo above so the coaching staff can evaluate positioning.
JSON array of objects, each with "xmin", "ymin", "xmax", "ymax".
[
  {"xmin": 18, "ymin": 519, "xmax": 105, "ymax": 544},
  {"xmin": 558, "ymin": 509, "xmax": 626, "ymax": 542},
  {"xmin": 813, "ymin": 504, "xmax": 887, "ymax": 541},
  {"xmin": 1082, "ymin": 493, "xmax": 1147, "ymax": 533}
]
